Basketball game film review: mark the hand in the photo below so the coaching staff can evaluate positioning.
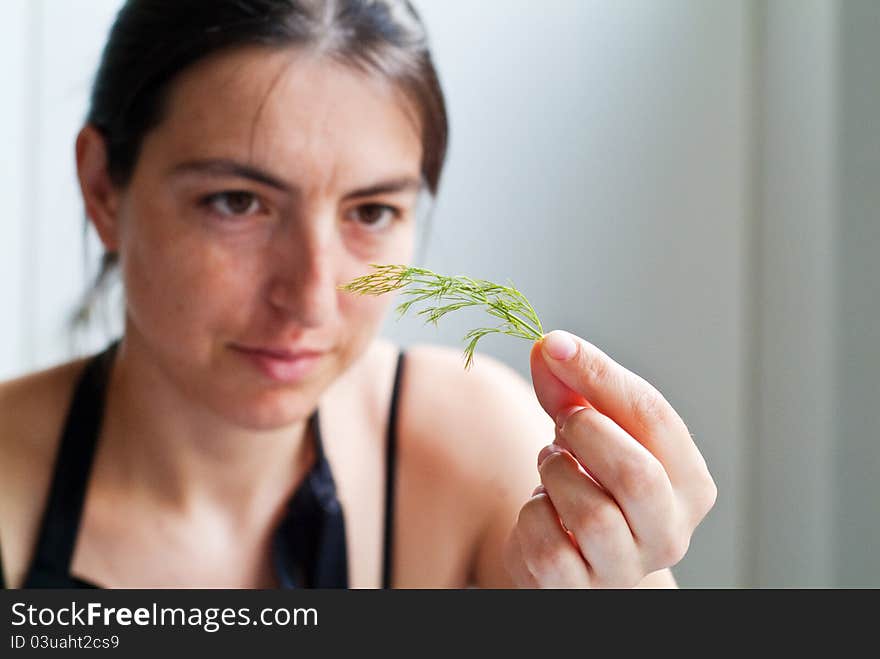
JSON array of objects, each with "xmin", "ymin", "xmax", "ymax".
[{"xmin": 503, "ymin": 330, "xmax": 717, "ymax": 588}]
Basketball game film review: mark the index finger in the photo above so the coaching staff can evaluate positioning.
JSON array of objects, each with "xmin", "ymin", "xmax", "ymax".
[{"xmin": 538, "ymin": 330, "xmax": 704, "ymax": 486}]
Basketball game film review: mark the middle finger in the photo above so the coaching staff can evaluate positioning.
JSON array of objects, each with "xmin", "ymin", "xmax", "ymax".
[
  {"xmin": 554, "ymin": 406, "xmax": 681, "ymax": 570},
  {"xmin": 539, "ymin": 447, "xmax": 643, "ymax": 587}
]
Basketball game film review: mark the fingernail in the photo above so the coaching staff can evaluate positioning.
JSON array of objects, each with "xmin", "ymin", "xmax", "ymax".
[
  {"xmin": 555, "ymin": 405, "xmax": 585, "ymax": 431},
  {"xmin": 542, "ymin": 331, "xmax": 577, "ymax": 361},
  {"xmin": 531, "ymin": 484, "xmax": 547, "ymax": 497},
  {"xmin": 537, "ymin": 443, "xmax": 563, "ymax": 468}
]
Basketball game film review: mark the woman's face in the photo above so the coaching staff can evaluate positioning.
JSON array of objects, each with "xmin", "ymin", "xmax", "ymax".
[{"xmin": 104, "ymin": 47, "xmax": 423, "ymax": 430}]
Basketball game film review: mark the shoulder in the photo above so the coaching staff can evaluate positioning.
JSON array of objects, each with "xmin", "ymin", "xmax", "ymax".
[
  {"xmin": 401, "ymin": 342, "xmax": 552, "ymax": 462},
  {"xmin": 0, "ymin": 358, "xmax": 89, "ymax": 473},
  {"xmin": 0, "ymin": 357, "xmax": 89, "ymax": 587},
  {"xmin": 0, "ymin": 357, "xmax": 88, "ymax": 454},
  {"xmin": 400, "ymin": 342, "xmax": 553, "ymax": 585}
]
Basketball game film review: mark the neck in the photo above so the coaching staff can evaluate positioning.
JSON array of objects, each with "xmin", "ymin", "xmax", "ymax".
[{"xmin": 99, "ymin": 331, "xmax": 314, "ymax": 520}]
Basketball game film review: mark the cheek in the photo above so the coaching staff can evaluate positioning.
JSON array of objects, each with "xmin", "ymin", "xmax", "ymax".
[
  {"xmin": 340, "ymin": 288, "xmax": 388, "ymax": 328},
  {"xmin": 334, "ymin": 286, "xmax": 392, "ymax": 358},
  {"xmin": 120, "ymin": 212, "xmax": 260, "ymax": 345},
  {"xmin": 338, "ymin": 225, "xmax": 413, "ymax": 325},
  {"xmin": 333, "ymin": 229, "xmax": 415, "ymax": 351}
]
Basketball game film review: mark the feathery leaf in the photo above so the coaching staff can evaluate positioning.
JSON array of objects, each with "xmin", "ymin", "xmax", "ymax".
[{"xmin": 338, "ymin": 264, "xmax": 544, "ymax": 369}]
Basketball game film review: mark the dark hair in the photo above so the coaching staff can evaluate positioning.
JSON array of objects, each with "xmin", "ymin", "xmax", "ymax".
[
  {"xmin": 74, "ymin": 0, "xmax": 447, "ymax": 330},
  {"xmin": 89, "ymin": 0, "xmax": 447, "ymax": 191}
]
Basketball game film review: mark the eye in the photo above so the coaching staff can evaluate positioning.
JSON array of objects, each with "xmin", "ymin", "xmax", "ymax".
[
  {"xmin": 200, "ymin": 191, "xmax": 264, "ymax": 218},
  {"xmin": 347, "ymin": 203, "xmax": 401, "ymax": 230}
]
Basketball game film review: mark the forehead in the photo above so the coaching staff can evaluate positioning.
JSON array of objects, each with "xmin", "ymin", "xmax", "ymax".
[{"xmin": 141, "ymin": 46, "xmax": 423, "ymax": 183}]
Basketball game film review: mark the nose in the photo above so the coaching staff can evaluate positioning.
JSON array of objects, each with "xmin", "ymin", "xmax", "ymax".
[{"xmin": 265, "ymin": 220, "xmax": 337, "ymax": 328}]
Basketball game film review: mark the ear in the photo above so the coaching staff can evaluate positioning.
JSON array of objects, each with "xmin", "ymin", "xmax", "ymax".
[{"xmin": 76, "ymin": 124, "xmax": 122, "ymax": 251}]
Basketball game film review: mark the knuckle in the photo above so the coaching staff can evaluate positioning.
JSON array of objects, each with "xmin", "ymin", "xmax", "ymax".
[
  {"xmin": 514, "ymin": 512, "xmax": 573, "ymax": 580},
  {"xmin": 571, "ymin": 406, "xmax": 605, "ymax": 433},
  {"xmin": 573, "ymin": 501, "xmax": 621, "ymax": 540},
  {"xmin": 694, "ymin": 473, "xmax": 719, "ymax": 520},
  {"xmin": 617, "ymin": 455, "xmax": 667, "ymax": 501},
  {"xmin": 559, "ymin": 407, "xmax": 610, "ymax": 443},
  {"xmin": 537, "ymin": 448, "xmax": 571, "ymax": 481},
  {"xmin": 631, "ymin": 387, "xmax": 673, "ymax": 432},
  {"xmin": 533, "ymin": 541, "xmax": 571, "ymax": 576},
  {"xmin": 682, "ymin": 465, "xmax": 719, "ymax": 523},
  {"xmin": 517, "ymin": 496, "xmax": 544, "ymax": 528},
  {"xmin": 581, "ymin": 351, "xmax": 611, "ymax": 385},
  {"xmin": 654, "ymin": 525, "xmax": 690, "ymax": 568}
]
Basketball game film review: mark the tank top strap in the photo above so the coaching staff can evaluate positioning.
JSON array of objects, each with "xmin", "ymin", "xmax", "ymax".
[
  {"xmin": 17, "ymin": 341, "xmax": 374, "ymax": 590},
  {"xmin": 22, "ymin": 340, "xmax": 119, "ymax": 587},
  {"xmin": 382, "ymin": 348, "xmax": 406, "ymax": 589},
  {"xmin": 273, "ymin": 407, "xmax": 349, "ymax": 588}
]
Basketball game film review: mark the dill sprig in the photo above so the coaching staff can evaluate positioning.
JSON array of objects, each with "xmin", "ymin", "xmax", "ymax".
[{"xmin": 339, "ymin": 264, "xmax": 544, "ymax": 369}]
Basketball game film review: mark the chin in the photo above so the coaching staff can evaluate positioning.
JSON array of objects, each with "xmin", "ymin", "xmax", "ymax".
[
  {"xmin": 211, "ymin": 390, "xmax": 316, "ymax": 432},
  {"xmin": 203, "ymin": 349, "xmax": 336, "ymax": 431}
]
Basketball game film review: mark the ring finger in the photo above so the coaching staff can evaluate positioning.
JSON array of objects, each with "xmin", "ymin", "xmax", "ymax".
[{"xmin": 539, "ymin": 447, "xmax": 643, "ymax": 587}]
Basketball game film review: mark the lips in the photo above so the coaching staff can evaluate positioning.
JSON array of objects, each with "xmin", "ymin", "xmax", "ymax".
[
  {"xmin": 240, "ymin": 346, "xmax": 324, "ymax": 359},
  {"xmin": 231, "ymin": 344, "xmax": 326, "ymax": 383}
]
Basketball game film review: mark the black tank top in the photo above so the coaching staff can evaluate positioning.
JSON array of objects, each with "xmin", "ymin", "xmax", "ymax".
[{"xmin": 0, "ymin": 340, "xmax": 405, "ymax": 589}]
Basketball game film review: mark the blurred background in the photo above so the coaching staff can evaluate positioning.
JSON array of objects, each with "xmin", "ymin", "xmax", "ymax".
[{"xmin": 1, "ymin": 0, "xmax": 877, "ymax": 588}]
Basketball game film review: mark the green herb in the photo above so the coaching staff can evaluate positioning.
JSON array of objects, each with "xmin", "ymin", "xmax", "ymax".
[{"xmin": 339, "ymin": 264, "xmax": 544, "ymax": 369}]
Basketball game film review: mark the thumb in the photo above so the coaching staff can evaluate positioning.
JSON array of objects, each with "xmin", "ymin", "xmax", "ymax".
[{"xmin": 530, "ymin": 335, "xmax": 594, "ymax": 427}]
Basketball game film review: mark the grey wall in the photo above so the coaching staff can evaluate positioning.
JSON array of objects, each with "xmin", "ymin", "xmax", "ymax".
[
  {"xmin": 388, "ymin": 0, "xmax": 752, "ymax": 587},
  {"xmin": 752, "ymin": 0, "xmax": 838, "ymax": 588},
  {"xmin": 836, "ymin": 0, "xmax": 880, "ymax": 588},
  {"xmin": 749, "ymin": 0, "xmax": 880, "ymax": 589}
]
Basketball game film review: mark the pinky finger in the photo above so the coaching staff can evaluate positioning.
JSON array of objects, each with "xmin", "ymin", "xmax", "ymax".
[
  {"xmin": 516, "ymin": 494, "xmax": 591, "ymax": 588},
  {"xmin": 503, "ymin": 528, "xmax": 540, "ymax": 588}
]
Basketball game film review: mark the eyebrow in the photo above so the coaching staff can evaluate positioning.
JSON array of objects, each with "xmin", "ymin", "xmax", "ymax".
[{"xmin": 169, "ymin": 158, "xmax": 422, "ymax": 199}]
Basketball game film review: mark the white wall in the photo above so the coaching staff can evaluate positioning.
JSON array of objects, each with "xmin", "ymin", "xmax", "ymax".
[
  {"xmin": 0, "ymin": 0, "xmax": 30, "ymax": 378},
  {"xmin": 31, "ymin": 1, "xmax": 125, "ymax": 367},
  {"xmin": 1, "ymin": 0, "xmax": 876, "ymax": 587},
  {"xmin": 0, "ymin": 0, "xmax": 122, "ymax": 375}
]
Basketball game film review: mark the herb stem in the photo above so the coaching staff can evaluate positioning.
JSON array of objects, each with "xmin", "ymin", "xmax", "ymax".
[{"xmin": 339, "ymin": 264, "xmax": 546, "ymax": 369}]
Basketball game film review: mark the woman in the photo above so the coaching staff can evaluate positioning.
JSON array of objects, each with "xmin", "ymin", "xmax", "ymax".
[{"xmin": 0, "ymin": 0, "xmax": 716, "ymax": 589}]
